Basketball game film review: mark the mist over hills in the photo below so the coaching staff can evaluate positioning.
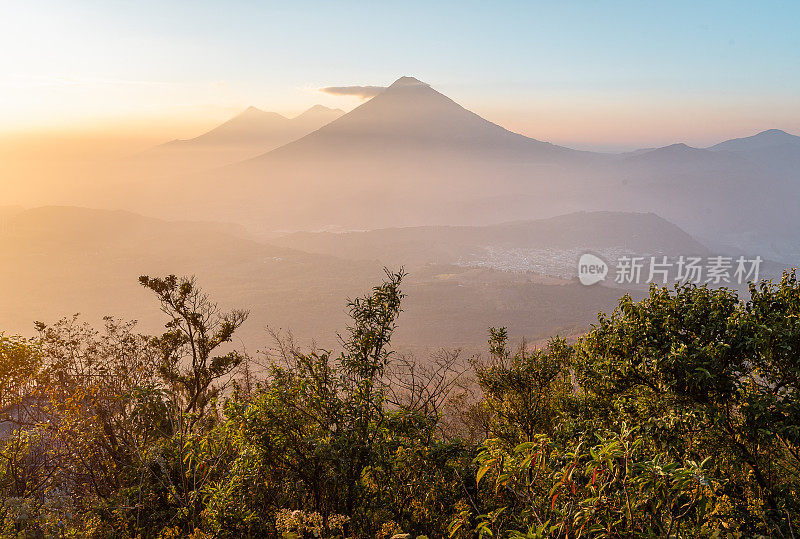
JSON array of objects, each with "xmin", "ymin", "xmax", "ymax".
[
  {"xmin": 0, "ymin": 206, "xmax": 24, "ymax": 220},
  {"xmin": 163, "ymin": 104, "xmax": 344, "ymax": 150},
  {"xmin": 96, "ymin": 76, "xmax": 798, "ymax": 266},
  {"xmin": 133, "ymin": 104, "xmax": 345, "ymax": 173},
  {"xmin": 116, "ymin": 76, "xmax": 605, "ymax": 229},
  {"xmin": 707, "ymin": 129, "xmax": 800, "ymax": 182},
  {"xmin": 619, "ymin": 143, "xmax": 751, "ymax": 169},
  {"xmin": 274, "ymin": 209, "xmax": 785, "ymax": 292},
  {"xmin": 274, "ymin": 212, "xmax": 709, "ymax": 270},
  {"xmin": 6, "ymin": 206, "xmax": 782, "ymax": 352},
  {"xmin": 709, "ymin": 129, "xmax": 800, "ymax": 152},
  {"xmin": 606, "ymin": 137, "xmax": 799, "ymax": 261},
  {"xmin": 5, "ymin": 76, "xmax": 798, "ymax": 352},
  {"xmin": 0, "ymin": 206, "xmax": 638, "ymax": 352}
]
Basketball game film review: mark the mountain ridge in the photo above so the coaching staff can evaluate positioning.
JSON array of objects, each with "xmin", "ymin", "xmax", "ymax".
[
  {"xmin": 709, "ymin": 129, "xmax": 800, "ymax": 152},
  {"xmin": 160, "ymin": 104, "xmax": 344, "ymax": 149}
]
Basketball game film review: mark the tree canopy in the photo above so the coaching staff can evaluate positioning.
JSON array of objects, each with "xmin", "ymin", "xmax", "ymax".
[{"xmin": 1, "ymin": 271, "xmax": 799, "ymax": 537}]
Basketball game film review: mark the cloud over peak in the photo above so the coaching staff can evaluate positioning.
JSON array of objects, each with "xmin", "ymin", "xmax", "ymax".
[{"xmin": 319, "ymin": 85, "xmax": 386, "ymax": 99}]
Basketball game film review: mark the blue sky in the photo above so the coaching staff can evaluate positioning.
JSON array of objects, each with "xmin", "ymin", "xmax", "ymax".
[{"xmin": 2, "ymin": 1, "xmax": 798, "ymax": 149}]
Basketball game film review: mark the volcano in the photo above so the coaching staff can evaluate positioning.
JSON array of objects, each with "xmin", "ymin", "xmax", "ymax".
[{"xmin": 254, "ymin": 76, "xmax": 588, "ymax": 162}]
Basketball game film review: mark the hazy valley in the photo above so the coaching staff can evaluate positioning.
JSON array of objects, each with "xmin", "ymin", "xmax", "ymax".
[{"xmin": 3, "ymin": 76, "xmax": 798, "ymax": 354}]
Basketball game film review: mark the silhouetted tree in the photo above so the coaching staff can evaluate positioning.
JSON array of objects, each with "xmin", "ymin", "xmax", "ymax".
[{"xmin": 139, "ymin": 274, "xmax": 248, "ymax": 429}]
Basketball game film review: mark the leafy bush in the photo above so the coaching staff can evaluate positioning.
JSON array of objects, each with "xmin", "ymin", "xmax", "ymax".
[{"xmin": 2, "ymin": 270, "xmax": 799, "ymax": 537}]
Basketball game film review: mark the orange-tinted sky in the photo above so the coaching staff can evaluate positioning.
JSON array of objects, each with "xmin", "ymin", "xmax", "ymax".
[{"xmin": 2, "ymin": 1, "xmax": 799, "ymax": 151}]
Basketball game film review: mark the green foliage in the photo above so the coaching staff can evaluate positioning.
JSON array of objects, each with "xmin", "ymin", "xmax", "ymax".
[
  {"xmin": 477, "ymin": 332, "xmax": 574, "ymax": 443},
  {"xmin": 139, "ymin": 274, "xmax": 249, "ymax": 427},
  {"xmin": 3, "ymin": 269, "xmax": 800, "ymax": 537},
  {"xmin": 575, "ymin": 277, "xmax": 800, "ymax": 533},
  {"xmin": 0, "ymin": 334, "xmax": 39, "ymax": 403},
  {"xmin": 202, "ymin": 268, "xmax": 470, "ymax": 537},
  {"xmin": 461, "ymin": 426, "xmax": 722, "ymax": 537}
]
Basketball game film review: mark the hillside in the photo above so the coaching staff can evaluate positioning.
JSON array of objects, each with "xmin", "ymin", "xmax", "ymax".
[
  {"xmin": 273, "ymin": 211, "xmax": 709, "ymax": 273},
  {"xmin": 707, "ymin": 129, "xmax": 800, "ymax": 182},
  {"xmin": 0, "ymin": 206, "xmax": 631, "ymax": 352}
]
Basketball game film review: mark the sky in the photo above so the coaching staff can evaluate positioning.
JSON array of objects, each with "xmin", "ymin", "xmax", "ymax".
[{"xmin": 1, "ymin": 0, "xmax": 799, "ymax": 150}]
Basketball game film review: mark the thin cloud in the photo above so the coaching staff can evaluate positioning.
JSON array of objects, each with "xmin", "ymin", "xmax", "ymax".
[{"xmin": 319, "ymin": 85, "xmax": 386, "ymax": 99}]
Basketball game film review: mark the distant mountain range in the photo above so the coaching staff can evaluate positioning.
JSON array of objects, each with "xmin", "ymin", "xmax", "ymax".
[
  {"xmin": 161, "ymin": 104, "xmax": 344, "ymax": 150},
  {"xmin": 107, "ymin": 76, "xmax": 799, "ymax": 263},
  {"xmin": 135, "ymin": 104, "xmax": 344, "ymax": 172}
]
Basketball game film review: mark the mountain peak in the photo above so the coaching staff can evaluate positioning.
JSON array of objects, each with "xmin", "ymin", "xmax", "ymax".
[
  {"xmin": 293, "ymin": 105, "xmax": 346, "ymax": 124},
  {"xmin": 387, "ymin": 76, "xmax": 429, "ymax": 89},
  {"xmin": 624, "ymin": 143, "xmax": 717, "ymax": 163},
  {"xmin": 644, "ymin": 143, "xmax": 703, "ymax": 155},
  {"xmin": 230, "ymin": 107, "xmax": 289, "ymax": 124},
  {"xmin": 709, "ymin": 128, "xmax": 800, "ymax": 151},
  {"xmin": 759, "ymin": 128, "xmax": 791, "ymax": 136},
  {"xmin": 296, "ymin": 104, "xmax": 345, "ymax": 118},
  {"xmin": 304, "ymin": 104, "xmax": 338, "ymax": 113}
]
